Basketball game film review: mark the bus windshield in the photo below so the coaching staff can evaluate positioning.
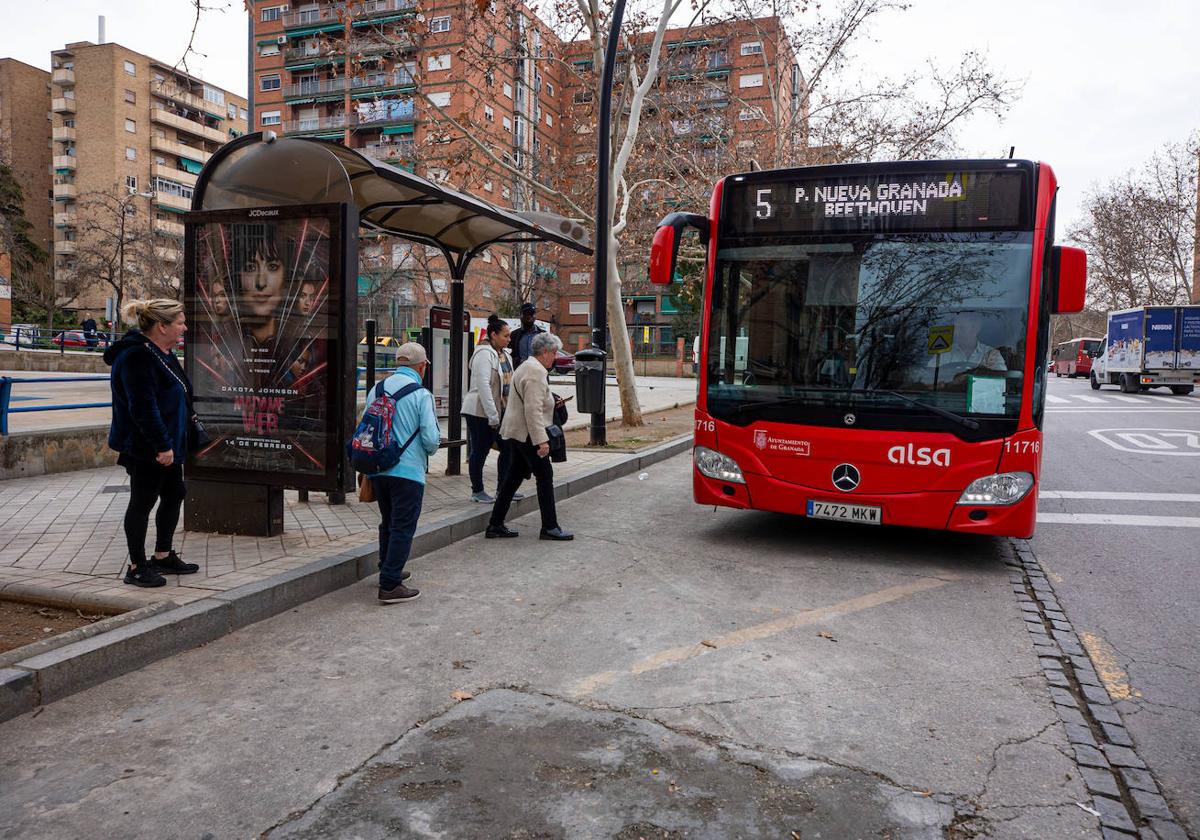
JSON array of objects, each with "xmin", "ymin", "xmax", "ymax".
[{"xmin": 707, "ymin": 232, "xmax": 1034, "ymax": 437}]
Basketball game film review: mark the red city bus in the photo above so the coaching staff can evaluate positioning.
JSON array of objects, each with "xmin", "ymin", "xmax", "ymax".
[
  {"xmin": 649, "ymin": 160, "xmax": 1086, "ymax": 538},
  {"xmin": 1052, "ymin": 337, "xmax": 1102, "ymax": 377}
]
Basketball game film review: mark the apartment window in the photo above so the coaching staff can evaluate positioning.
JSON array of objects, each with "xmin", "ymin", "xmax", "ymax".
[
  {"xmin": 482, "ymin": 286, "xmax": 492, "ymax": 298},
  {"xmin": 260, "ymin": 74, "xmax": 281, "ymax": 92},
  {"xmin": 741, "ymin": 41, "xmax": 763, "ymax": 56},
  {"xmin": 63, "ymin": 119, "xmax": 75, "ymax": 128},
  {"xmin": 124, "ymin": 89, "xmax": 136, "ymax": 104},
  {"xmin": 483, "ymin": 179, "xmax": 493, "ymax": 192},
  {"xmin": 125, "ymin": 176, "xmax": 138, "ymax": 192},
  {"xmin": 259, "ymin": 43, "xmax": 280, "ymax": 57},
  {"xmin": 502, "ymin": 83, "xmax": 513, "ymax": 99},
  {"xmin": 154, "ymin": 128, "xmax": 167, "ymax": 139},
  {"xmin": 545, "ymin": 113, "xmax": 553, "ymax": 127},
  {"xmin": 481, "ymin": 249, "xmax": 492, "ymax": 261},
  {"xmin": 432, "ymin": 277, "xmax": 448, "ymax": 292},
  {"xmin": 501, "ymin": 186, "xmax": 510, "ymax": 199},
  {"xmin": 204, "ymin": 85, "xmax": 225, "ymax": 106},
  {"xmin": 125, "ymin": 118, "xmax": 136, "ymax": 133},
  {"xmin": 261, "ymin": 5, "xmax": 282, "ymax": 21},
  {"xmin": 499, "ymin": 254, "xmax": 509, "ymax": 269},
  {"xmin": 430, "ymin": 15, "xmax": 451, "ymax": 33},
  {"xmin": 738, "ymin": 107, "xmax": 764, "ymax": 121},
  {"xmin": 227, "ymin": 102, "xmax": 237, "ymax": 118},
  {"xmin": 739, "ymin": 73, "xmax": 764, "ymax": 88},
  {"xmin": 569, "ymin": 272, "xmax": 589, "ymax": 285},
  {"xmin": 484, "ymin": 105, "xmax": 494, "ymax": 121},
  {"xmin": 428, "ymin": 91, "xmax": 451, "ymax": 108},
  {"xmin": 261, "ymin": 110, "xmax": 282, "ymax": 126},
  {"xmin": 240, "ymin": 107, "xmax": 248, "ymax": 120},
  {"xmin": 569, "ymin": 300, "xmax": 590, "ymax": 316},
  {"xmin": 125, "ymin": 147, "xmax": 136, "ymax": 161},
  {"xmin": 546, "ymin": 82, "xmax": 554, "ymax": 96},
  {"xmin": 574, "ymin": 90, "xmax": 592, "ymax": 104},
  {"xmin": 486, "ymin": 34, "xmax": 496, "ymax": 50},
  {"xmin": 427, "ymin": 167, "xmax": 448, "ymax": 182},
  {"xmin": 123, "ymin": 60, "xmax": 136, "ymax": 76},
  {"xmin": 502, "ymin": 116, "xmax": 511, "ymax": 131},
  {"xmin": 427, "ymin": 54, "xmax": 451, "ymax": 72}
]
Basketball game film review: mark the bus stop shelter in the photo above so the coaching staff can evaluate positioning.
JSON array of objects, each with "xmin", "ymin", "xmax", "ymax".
[{"xmin": 191, "ymin": 131, "xmax": 592, "ymax": 480}]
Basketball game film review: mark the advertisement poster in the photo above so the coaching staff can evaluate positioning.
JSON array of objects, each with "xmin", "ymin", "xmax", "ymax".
[
  {"xmin": 1105, "ymin": 310, "xmax": 1144, "ymax": 371},
  {"xmin": 1143, "ymin": 308, "xmax": 1179, "ymax": 369},
  {"xmin": 1178, "ymin": 307, "xmax": 1200, "ymax": 370},
  {"xmin": 185, "ymin": 204, "xmax": 350, "ymax": 489}
]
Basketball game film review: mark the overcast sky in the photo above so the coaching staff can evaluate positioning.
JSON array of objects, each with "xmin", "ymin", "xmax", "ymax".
[{"xmin": 3, "ymin": 0, "xmax": 1196, "ymax": 234}]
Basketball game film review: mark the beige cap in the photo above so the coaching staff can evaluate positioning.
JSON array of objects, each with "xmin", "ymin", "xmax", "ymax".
[{"xmin": 396, "ymin": 342, "xmax": 428, "ymax": 367}]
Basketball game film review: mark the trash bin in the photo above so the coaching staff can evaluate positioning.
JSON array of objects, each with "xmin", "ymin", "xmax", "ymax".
[{"xmin": 574, "ymin": 347, "xmax": 606, "ymax": 414}]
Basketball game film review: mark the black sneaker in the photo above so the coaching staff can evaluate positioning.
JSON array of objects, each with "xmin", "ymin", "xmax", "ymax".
[
  {"xmin": 485, "ymin": 524, "xmax": 519, "ymax": 539},
  {"xmin": 378, "ymin": 583, "xmax": 420, "ymax": 603},
  {"xmin": 124, "ymin": 563, "xmax": 167, "ymax": 588},
  {"xmin": 153, "ymin": 550, "xmax": 199, "ymax": 575}
]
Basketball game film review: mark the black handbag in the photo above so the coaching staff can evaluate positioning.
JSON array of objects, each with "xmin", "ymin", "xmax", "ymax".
[{"xmin": 545, "ymin": 423, "xmax": 567, "ymax": 463}]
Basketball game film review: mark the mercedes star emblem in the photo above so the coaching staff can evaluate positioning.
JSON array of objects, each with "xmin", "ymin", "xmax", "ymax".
[
  {"xmin": 832, "ymin": 463, "xmax": 861, "ymax": 492},
  {"xmin": 844, "ymin": 413, "xmax": 856, "ymax": 426}
]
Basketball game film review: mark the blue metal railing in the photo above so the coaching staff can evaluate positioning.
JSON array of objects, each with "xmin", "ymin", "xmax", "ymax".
[{"xmin": 0, "ymin": 370, "xmax": 406, "ymax": 434}]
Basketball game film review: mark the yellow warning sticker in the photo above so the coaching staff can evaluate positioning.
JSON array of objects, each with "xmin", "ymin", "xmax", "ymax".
[
  {"xmin": 642, "ymin": 326, "xmax": 650, "ymax": 343},
  {"xmin": 928, "ymin": 325, "xmax": 954, "ymax": 354}
]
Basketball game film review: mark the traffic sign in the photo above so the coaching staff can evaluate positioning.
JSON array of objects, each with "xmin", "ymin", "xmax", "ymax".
[{"xmin": 928, "ymin": 325, "xmax": 954, "ymax": 354}]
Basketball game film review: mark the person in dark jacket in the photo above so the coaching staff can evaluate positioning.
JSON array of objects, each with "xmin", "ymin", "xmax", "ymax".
[
  {"xmin": 81, "ymin": 314, "xmax": 98, "ymax": 349},
  {"xmin": 105, "ymin": 299, "xmax": 200, "ymax": 587},
  {"xmin": 508, "ymin": 302, "xmax": 545, "ymax": 369}
]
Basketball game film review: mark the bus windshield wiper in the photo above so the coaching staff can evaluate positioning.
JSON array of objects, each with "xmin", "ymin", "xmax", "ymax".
[
  {"xmin": 872, "ymin": 390, "xmax": 980, "ymax": 430},
  {"xmin": 730, "ymin": 388, "xmax": 836, "ymax": 416}
]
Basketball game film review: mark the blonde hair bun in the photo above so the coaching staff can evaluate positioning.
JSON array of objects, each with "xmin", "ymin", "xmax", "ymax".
[{"xmin": 122, "ymin": 298, "xmax": 184, "ymax": 332}]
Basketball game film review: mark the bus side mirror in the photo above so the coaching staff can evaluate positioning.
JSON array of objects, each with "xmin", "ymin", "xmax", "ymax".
[
  {"xmin": 649, "ymin": 212, "xmax": 708, "ymax": 286},
  {"xmin": 1051, "ymin": 246, "xmax": 1086, "ymax": 313}
]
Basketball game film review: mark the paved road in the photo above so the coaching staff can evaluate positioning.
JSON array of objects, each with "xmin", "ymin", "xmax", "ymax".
[
  {"xmin": 0, "ymin": 374, "xmax": 1193, "ymax": 837},
  {"xmin": 1035, "ymin": 374, "xmax": 1199, "ymax": 834}
]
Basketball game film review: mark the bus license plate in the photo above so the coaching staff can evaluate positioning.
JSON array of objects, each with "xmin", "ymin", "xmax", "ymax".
[{"xmin": 807, "ymin": 500, "xmax": 882, "ymax": 525}]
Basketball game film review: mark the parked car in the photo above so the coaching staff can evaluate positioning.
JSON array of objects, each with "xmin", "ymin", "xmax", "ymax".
[
  {"xmin": 51, "ymin": 330, "xmax": 109, "ymax": 348},
  {"xmin": 553, "ymin": 349, "xmax": 576, "ymax": 374}
]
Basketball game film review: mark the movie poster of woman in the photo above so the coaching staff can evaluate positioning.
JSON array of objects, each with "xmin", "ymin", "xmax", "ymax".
[{"xmin": 190, "ymin": 215, "xmax": 334, "ymax": 477}]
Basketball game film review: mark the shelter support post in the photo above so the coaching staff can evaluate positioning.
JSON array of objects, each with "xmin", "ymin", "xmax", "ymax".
[{"xmin": 447, "ymin": 270, "xmax": 464, "ymax": 476}]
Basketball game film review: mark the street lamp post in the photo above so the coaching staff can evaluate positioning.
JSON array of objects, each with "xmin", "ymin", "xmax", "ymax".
[{"xmin": 589, "ymin": 0, "xmax": 628, "ymax": 447}]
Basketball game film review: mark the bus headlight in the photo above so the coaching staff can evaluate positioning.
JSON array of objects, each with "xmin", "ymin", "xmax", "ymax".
[
  {"xmin": 694, "ymin": 446, "xmax": 746, "ymax": 484},
  {"xmin": 958, "ymin": 472, "xmax": 1034, "ymax": 506}
]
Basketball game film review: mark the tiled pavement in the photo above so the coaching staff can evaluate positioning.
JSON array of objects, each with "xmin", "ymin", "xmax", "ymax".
[{"xmin": 0, "ymin": 443, "xmax": 665, "ymax": 611}]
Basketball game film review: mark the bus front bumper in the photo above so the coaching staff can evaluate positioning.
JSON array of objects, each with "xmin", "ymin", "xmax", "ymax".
[{"xmin": 694, "ymin": 467, "xmax": 1038, "ymax": 538}]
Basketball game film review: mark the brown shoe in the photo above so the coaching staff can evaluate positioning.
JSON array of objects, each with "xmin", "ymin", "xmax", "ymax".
[{"xmin": 378, "ymin": 583, "xmax": 420, "ymax": 604}]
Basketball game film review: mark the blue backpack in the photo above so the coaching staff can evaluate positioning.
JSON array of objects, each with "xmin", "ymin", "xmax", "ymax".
[{"xmin": 346, "ymin": 380, "xmax": 424, "ymax": 475}]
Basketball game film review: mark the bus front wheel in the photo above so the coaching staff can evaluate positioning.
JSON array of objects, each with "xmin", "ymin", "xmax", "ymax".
[{"xmin": 1090, "ymin": 373, "xmax": 1101, "ymax": 390}]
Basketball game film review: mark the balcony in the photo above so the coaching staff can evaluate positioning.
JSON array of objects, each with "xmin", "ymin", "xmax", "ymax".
[
  {"xmin": 154, "ymin": 218, "xmax": 186, "ymax": 238},
  {"xmin": 52, "ymin": 155, "xmax": 77, "ymax": 170},
  {"xmin": 284, "ymin": 113, "xmax": 349, "ymax": 135},
  {"xmin": 151, "ymin": 106, "xmax": 226, "ymax": 144},
  {"xmin": 284, "ymin": 33, "xmax": 417, "ymax": 67},
  {"xmin": 152, "ymin": 163, "xmax": 198, "ymax": 186},
  {"xmin": 362, "ymin": 142, "xmax": 416, "ymax": 171},
  {"xmin": 284, "ymin": 69, "xmax": 415, "ymax": 100},
  {"xmin": 154, "ymin": 191, "xmax": 192, "ymax": 212},
  {"xmin": 52, "ymin": 67, "xmax": 75, "ymax": 85},
  {"xmin": 283, "ymin": 0, "xmax": 417, "ymax": 30},
  {"xmin": 151, "ymin": 135, "xmax": 212, "ymax": 164},
  {"xmin": 52, "ymin": 97, "xmax": 76, "ymax": 113},
  {"xmin": 54, "ymin": 240, "xmax": 77, "ymax": 255},
  {"xmin": 155, "ymin": 245, "xmax": 181, "ymax": 262},
  {"xmin": 52, "ymin": 126, "xmax": 76, "ymax": 142},
  {"xmin": 53, "ymin": 182, "xmax": 77, "ymax": 201},
  {"xmin": 152, "ymin": 82, "xmax": 223, "ymax": 118},
  {"xmin": 54, "ymin": 212, "xmax": 75, "ymax": 227}
]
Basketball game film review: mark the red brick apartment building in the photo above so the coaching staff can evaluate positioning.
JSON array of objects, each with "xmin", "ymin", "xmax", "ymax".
[{"xmin": 248, "ymin": 1, "xmax": 801, "ymax": 341}]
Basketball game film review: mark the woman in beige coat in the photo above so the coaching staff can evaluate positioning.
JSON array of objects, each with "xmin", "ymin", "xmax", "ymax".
[
  {"xmin": 486, "ymin": 332, "xmax": 572, "ymax": 540},
  {"xmin": 461, "ymin": 316, "xmax": 516, "ymax": 503}
]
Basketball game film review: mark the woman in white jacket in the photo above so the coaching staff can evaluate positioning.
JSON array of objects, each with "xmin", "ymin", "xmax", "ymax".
[{"xmin": 461, "ymin": 316, "xmax": 517, "ymax": 502}]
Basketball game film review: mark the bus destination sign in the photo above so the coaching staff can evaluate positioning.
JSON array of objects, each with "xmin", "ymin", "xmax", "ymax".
[{"xmin": 723, "ymin": 167, "xmax": 1030, "ymax": 236}]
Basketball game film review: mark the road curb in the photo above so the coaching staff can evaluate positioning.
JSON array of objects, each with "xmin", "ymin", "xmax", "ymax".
[
  {"xmin": 0, "ymin": 435, "xmax": 693, "ymax": 723},
  {"xmin": 1007, "ymin": 539, "xmax": 1189, "ymax": 840}
]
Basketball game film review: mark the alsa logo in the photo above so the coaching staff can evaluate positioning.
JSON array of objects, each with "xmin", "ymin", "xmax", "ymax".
[{"xmin": 887, "ymin": 444, "xmax": 951, "ymax": 467}]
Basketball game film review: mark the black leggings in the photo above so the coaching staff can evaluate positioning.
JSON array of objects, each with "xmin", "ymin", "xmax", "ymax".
[{"xmin": 123, "ymin": 459, "xmax": 186, "ymax": 566}]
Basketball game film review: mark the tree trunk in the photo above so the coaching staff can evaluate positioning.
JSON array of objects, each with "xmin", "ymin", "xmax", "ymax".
[{"xmin": 605, "ymin": 236, "xmax": 643, "ymax": 426}]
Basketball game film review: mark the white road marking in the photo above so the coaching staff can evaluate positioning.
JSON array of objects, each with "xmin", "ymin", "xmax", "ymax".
[
  {"xmin": 1037, "ymin": 512, "xmax": 1200, "ymax": 528},
  {"xmin": 1088, "ymin": 427, "xmax": 1200, "ymax": 455},
  {"xmin": 1074, "ymin": 395, "xmax": 1107, "ymax": 403},
  {"xmin": 1041, "ymin": 490, "xmax": 1200, "ymax": 503},
  {"xmin": 1047, "ymin": 408, "xmax": 1198, "ymax": 414},
  {"xmin": 1109, "ymin": 395, "xmax": 1150, "ymax": 403},
  {"xmin": 1045, "ymin": 395, "xmax": 1069, "ymax": 404}
]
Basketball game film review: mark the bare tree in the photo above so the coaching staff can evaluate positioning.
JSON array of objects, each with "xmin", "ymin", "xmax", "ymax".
[
  {"xmin": 1067, "ymin": 133, "xmax": 1198, "ymax": 312},
  {"xmin": 64, "ymin": 186, "xmax": 182, "ymax": 326}
]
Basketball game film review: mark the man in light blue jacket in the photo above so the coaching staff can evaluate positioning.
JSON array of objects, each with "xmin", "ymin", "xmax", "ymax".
[{"xmin": 367, "ymin": 342, "xmax": 441, "ymax": 603}]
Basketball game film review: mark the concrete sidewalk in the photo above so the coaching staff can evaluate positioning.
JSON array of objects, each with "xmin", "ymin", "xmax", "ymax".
[{"xmin": 0, "ymin": 381, "xmax": 696, "ymax": 613}]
